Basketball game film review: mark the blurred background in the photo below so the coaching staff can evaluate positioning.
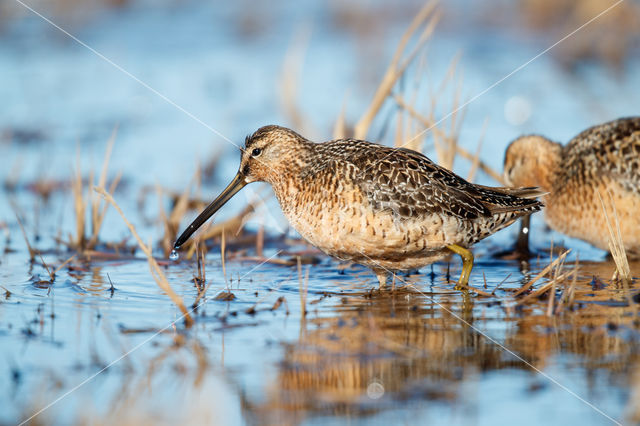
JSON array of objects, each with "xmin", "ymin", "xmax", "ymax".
[
  {"xmin": 1, "ymin": 0, "xmax": 640, "ymax": 424},
  {"xmin": 2, "ymin": 0, "xmax": 639, "ymax": 187}
]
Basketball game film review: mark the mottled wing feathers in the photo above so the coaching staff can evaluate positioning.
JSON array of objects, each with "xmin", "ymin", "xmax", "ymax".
[
  {"xmin": 562, "ymin": 117, "xmax": 640, "ymax": 192},
  {"xmin": 317, "ymin": 139, "xmax": 542, "ymax": 220}
]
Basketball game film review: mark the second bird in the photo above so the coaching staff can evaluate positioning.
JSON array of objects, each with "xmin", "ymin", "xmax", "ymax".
[
  {"xmin": 175, "ymin": 126, "xmax": 544, "ymax": 287},
  {"xmin": 504, "ymin": 117, "xmax": 640, "ymax": 257}
]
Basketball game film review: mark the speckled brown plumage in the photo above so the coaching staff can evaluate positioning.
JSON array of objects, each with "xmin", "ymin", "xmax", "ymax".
[
  {"xmin": 176, "ymin": 125, "xmax": 544, "ymax": 286},
  {"xmin": 504, "ymin": 117, "xmax": 640, "ymax": 256}
]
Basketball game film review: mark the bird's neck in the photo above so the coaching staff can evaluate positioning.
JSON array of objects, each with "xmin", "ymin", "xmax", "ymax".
[
  {"xmin": 536, "ymin": 143, "xmax": 562, "ymax": 192},
  {"xmin": 265, "ymin": 140, "xmax": 317, "ymax": 193}
]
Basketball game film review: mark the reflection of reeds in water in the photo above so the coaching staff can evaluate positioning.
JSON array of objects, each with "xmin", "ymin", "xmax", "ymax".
[{"xmin": 251, "ymin": 261, "xmax": 639, "ymax": 423}]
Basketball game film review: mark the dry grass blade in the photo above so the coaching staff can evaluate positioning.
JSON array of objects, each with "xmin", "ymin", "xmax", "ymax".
[
  {"xmin": 72, "ymin": 149, "xmax": 87, "ymax": 250},
  {"xmin": 11, "ymin": 201, "xmax": 36, "ymax": 261},
  {"xmin": 554, "ymin": 255, "xmax": 579, "ymax": 315},
  {"xmin": 456, "ymin": 145, "xmax": 505, "ymax": 184},
  {"xmin": 221, "ymin": 230, "xmax": 227, "ymax": 290},
  {"xmin": 454, "ymin": 282, "xmax": 494, "ymax": 297},
  {"xmin": 192, "ymin": 243, "xmax": 213, "ymax": 310},
  {"xmin": 517, "ymin": 269, "xmax": 575, "ymax": 306},
  {"xmin": 280, "ymin": 23, "xmax": 314, "ymax": 136},
  {"xmin": 513, "ymin": 249, "xmax": 571, "ymax": 297},
  {"xmin": 434, "ymin": 67, "xmax": 464, "ymax": 170},
  {"xmin": 545, "ymin": 274, "xmax": 557, "ymax": 316},
  {"xmin": 182, "ymin": 203, "xmax": 256, "ymax": 258},
  {"xmin": 354, "ymin": 0, "xmax": 439, "ymax": 139},
  {"xmin": 298, "ymin": 256, "xmax": 308, "ymax": 317},
  {"xmin": 71, "ymin": 134, "xmax": 121, "ymax": 252},
  {"xmin": 158, "ymin": 167, "xmax": 196, "ymax": 256},
  {"xmin": 491, "ymin": 273, "xmax": 512, "ymax": 296},
  {"xmin": 38, "ymin": 253, "xmax": 54, "ymax": 282},
  {"xmin": 332, "ymin": 96, "xmax": 348, "ymax": 140},
  {"xmin": 393, "ymin": 92, "xmax": 503, "ymax": 182},
  {"xmin": 94, "ymin": 187, "xmax": 193, "ymax": 326},
  {"xmin": 256, "ymin": 223, "xmax": 264, "ymax": 258},
  {"xmin": 597, "ymin": 190, "xmax": 631, "ymax": 284},
  {"xmin": 597, "ymin": 189, "xmax": 636, "ymax": 316},
  {"xmin": 466, "ymin": 118, "xmax": 488, "ymax": 182},
  {"xmin": 88, "ymin": 129, "xmax": 119, "ymax": 248}
]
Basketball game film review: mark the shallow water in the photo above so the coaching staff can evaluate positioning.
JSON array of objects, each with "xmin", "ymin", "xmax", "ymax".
[{"xmin": 2, "ymin": 1, "xmax": 640, "ymax": 425}]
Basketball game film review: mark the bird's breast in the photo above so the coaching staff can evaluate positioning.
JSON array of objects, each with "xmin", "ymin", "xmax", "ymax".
[{"xmin": 272, "ymin": 179, "xmax": 463, "ymax": 261}]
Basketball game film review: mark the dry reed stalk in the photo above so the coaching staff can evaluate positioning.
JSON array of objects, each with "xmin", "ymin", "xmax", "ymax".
[
  {"xmin": 72, "ymin": 150, "xmax": 87, "ymax": 250},
  {"xmin": 182, "ymin": 203, "xmax": 256, "ymax": 258},
  {"xmin": 491, "ymin": 273, "xmax": 512, "ymax": 296},
  {"xmin": 280, "ymin": 24, "xmax": 314, "ymax": 136},
  {"xmin": 191, "ymin": 241, "xmax": 212, "ymax": 309},
  {"xmin": 192, "ymin": 280, "xmax": 213, "ymax": 310},
  {"xmin": 517, "ymin": 269, "xmax": 574, "ymax": 306},
  {"xmin": 456, "ymin": 145, "xmax": 505, "ymax": 184},
  {"xmin": 545, "ymin": 274, "xmax": 557, "ymax": 316},
  {"xmin": 157, "ymin": 169, "xmax": 194, "ymax": 256},
  {"xmin": 438, "ymin": 75, "xmax": 465, "ymax": 170},
  {"xmin": 597, "ymin": 191, "xmax": 637, "ymax": 316},
  {"xmin": 332, "ymin": 96, "xmax": 348, "ymax": 140},
  {"xmin": 555, "ymin": 256, "xmax": 579, "ymax": 315},
  {"xmin": 94, "ymin": 187, "xmax": 193, "ymax": 326},
  {"xmin": 72, "ymin": 135, "xmax": 121, "ymax": 251},
  {"xmin": 466, "ymin": 118, "xmax": 488, "ymax": 182},
  {"xmin": 394, "ymin": 109, "xmax": 404, "ymax": 148},
  {"xmin": 200, "ymin": 244, "xmax": 206, "ymax": 285},
  {"xmin": 354, "ymin": 0, "xmax": 439, "ymax": 139},
  {"xmin": 297, "ymin": 256, "xmax": 309, "ymax": 317},
  {"xmin": 192, "ymin": 243, "xmax": 213, "ymax": 309},
  {"xmin": 221, "ymin": 229, "xmax": 227, "ymax": 290},
  {"xmin": 38, "ymin": 253, "xmax": 54, "ymax": 281},
  {"xmin": 11, "ymin": 202, "xmax": 36, "ymax": 261},
  {"xmin": 87, "ymin": 129, "xmax": 117, "ymax": 248},
  {"xmin": 154, "ymin": 166, "xmax": 201, "ymax": 256},
  {"xmin": 256, "ymin": 223, "xmax": 264, "ymax": 257},
  {"xmin": 391, "ymin": 48, "xmax": 426, "ymax": 153},
  {"xmin": 453, "ymin": 282, "xmax": 494, "ymax": 297},
  {"xmin": 194, "ymin": 241, "xmax": 204, "ymax": 288},
  {"xmin": 513, "ymin": 249, "xmax": 571, "ymax": 296},
  {"xmin": 393, "ymin": 93, "xmax": 503, "ymax": 182},
  {"xmin": 597, "ymin": 190, "xmax": 632, "ymax": 285},
  {"xmin": 420, "ymin": 52, "xmax": 463, "ymax": 169}
]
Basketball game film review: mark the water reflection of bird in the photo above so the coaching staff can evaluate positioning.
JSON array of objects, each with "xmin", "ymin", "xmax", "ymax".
[
  {"xmin": 174, "ymin": 125, "xmax": 543, "ymax": 286},
  {"xmin": 504, "ymin": 117, "xmax": 640, "ymax": 257}
]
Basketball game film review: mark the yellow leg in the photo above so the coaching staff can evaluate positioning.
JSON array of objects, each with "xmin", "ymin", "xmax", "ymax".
[{"xmin": 446, "ymin": 244, "xmax": 474, "ymax": 286}]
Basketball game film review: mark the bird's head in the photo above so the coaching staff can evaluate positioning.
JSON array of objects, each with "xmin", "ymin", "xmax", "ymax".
[{"xmin": 173, "ymin": 125, "xmax": 308, "ymax": 249}]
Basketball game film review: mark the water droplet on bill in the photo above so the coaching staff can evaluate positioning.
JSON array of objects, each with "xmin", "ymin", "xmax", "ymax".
[{"xmin": 169, "ymin": 250, "xmax": 179, "ymax": 261}]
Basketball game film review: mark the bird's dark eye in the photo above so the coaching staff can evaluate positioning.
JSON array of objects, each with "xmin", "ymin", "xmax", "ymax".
[{"xmin": 251, "ymin": 148, "xmax": 262, "ymax": 157}]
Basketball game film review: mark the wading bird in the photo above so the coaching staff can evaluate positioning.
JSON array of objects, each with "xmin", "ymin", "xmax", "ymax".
[
  {"xmin": 504, "ymin": 117, "xmax": 640, "ymax": 257},
  {"xmin": 175, "ymin": 125, "xmax": 543, "ymax": 287}
]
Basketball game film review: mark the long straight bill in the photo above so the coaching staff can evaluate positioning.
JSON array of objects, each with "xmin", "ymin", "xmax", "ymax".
[{"xmin": 173, "ymin": 172, "xmax": 247, "ymax": 249}]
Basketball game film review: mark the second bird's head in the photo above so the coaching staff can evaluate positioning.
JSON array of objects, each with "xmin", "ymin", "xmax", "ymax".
[
  {"xmin": 503, "ymin": 135, "xmax": 562, "ymax": 191},
  {"xmin": 173, "ymin": 125, "xmax": 306, "ymax": 249}
]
